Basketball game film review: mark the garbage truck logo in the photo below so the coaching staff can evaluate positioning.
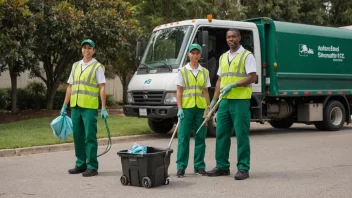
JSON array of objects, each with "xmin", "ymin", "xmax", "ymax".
[{"xmin": 299, "ymin": 44, "xmax": 314, "ymax": 56}]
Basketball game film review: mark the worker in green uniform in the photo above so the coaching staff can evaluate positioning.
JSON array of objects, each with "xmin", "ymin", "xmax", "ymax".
[
  {"xmin": 60, "ymin": 39, "xmax": 109, "ymax": 177},
  {"xmin": 206, "ymin": 29, "xmax": 257, "ymax": 180},
  {"xmin": 175, "ymin": 43, "xmax": 211, "ymax": 178}
]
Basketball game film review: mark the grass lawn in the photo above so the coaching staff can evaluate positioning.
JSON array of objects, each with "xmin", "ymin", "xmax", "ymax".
[{"xmin": 0, "ymin": 115, "xmax": 152, "ymax": 149}]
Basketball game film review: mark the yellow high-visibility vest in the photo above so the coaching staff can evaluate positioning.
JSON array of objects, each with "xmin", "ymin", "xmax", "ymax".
[
  {"xmin": 180, "ymin": 66, "xmax": 208, "ymax": 109},
  {"xmin": 70, "ymin": 61, "xmax": 104, "ymax": 109},
  {"xmin": 220, "ymin": 49, "xmax": 252, "ymax": 99}
]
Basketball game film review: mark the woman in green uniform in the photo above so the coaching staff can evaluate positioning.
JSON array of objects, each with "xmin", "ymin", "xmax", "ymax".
[{"xmin": 175, "ymin": 44, "xmax": 211, "ymax": 178}]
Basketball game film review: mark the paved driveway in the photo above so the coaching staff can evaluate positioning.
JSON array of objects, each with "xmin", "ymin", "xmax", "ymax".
[{"xmin": 1, "ymin": 123, "xmax": 352, "ymax": 198}]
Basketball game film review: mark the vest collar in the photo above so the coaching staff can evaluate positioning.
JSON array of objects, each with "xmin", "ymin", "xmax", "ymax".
[
  {"xmin": 80, "ymin": 58, "xmax": 97, "ymax": 66},
  {"xmin": 185, "ymin": 63, "xmax": 202, "ymax": 71}
]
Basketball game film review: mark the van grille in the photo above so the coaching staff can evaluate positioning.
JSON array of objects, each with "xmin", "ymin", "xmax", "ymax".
[{"xmin": 132, "ymin": 91, "xmax": 164, "ymax": 104}]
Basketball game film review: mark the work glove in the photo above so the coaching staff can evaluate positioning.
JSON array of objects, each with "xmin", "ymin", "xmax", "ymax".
[
  {"xmin": 203, "ymin": 107, "xmax": 210, "ymax": 118},
  {"xmin": 220, "ymin": 82, "xmax": 237, "ymax": 96},
  {"xmin": 177, "ymin": 108, "xmax": 184, "ymax": 120},
  {"xmin": 101, "ymin": 108, "xmax": 109, "ymax": 120},
  {"xmin": 209, "ymin": 98, "xmax": 218, "ymax": 109},
  {"xmin": 60, "ymin": 104, "xmax": 67, "ymax": 116}
]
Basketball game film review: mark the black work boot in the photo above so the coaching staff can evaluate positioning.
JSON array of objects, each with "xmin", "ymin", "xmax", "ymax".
[
  {"xmin": 68, "ymin": 166, "xmax": 86, "ymax": 174},
  {"xmin": 206, "ymin": 167, "xmax": 230, "ymax": 177},
  {"xmin": 177, "ymin": 170, "xmax": 185, "ymax": 178},
  {"xmin": 82, "ymin": 169, "xmax": 98, "ymax": 177},
  {"xmin": 194, "ymin": 169, "xmax": 207, "ymax": 176},
  {"xmin": 234, "ymin": 170, "xmax": 249, "ymax": 180}
]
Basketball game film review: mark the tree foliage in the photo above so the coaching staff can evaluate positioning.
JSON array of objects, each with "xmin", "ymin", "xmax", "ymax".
[
  {"xmin": 26, "ymin": 0, "xmax": 138, "ymax": 109},
  {"xmin": 0, "ymin": 0, "xmax": 37, "ymax": 113},
  {"xmin": 1, "ymin": 0, "xmax": 352, "ymax": 111}
]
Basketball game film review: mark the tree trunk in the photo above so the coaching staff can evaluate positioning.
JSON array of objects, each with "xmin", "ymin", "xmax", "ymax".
[
  {"xmin": 46, "ymin": 79, "xmax": 60, "ymax": 110},
  {"xmin": 121, "ymin": 74, "xmax": 128, "ymax": 104},
  {"xmin": 120, "ymin": 71, "xmax": 133, "ymax": 104},
  {"xmin": 43, "ymin": 51, "xmax": 77, "ymax": 110},
  {"xmin": 9, "ymin": 67, "xmax": 18, "ymax": 113}
]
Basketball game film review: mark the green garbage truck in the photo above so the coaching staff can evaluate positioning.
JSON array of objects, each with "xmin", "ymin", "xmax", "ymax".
[{"xmin": 123, "ymin": 17, "xmax": 352, "ymax": 136}]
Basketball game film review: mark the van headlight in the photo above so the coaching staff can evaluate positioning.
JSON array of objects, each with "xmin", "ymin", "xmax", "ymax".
[
  {"xmin": 127, "ymin": 92, "xmax": 134, "ymax": 104},
  {"xmin": 164, "ymin": 92, "xmax": 177, "ymax": 104}
]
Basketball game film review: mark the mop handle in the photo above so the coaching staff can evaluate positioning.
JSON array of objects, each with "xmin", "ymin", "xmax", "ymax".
[
  {"xmin": 195, "ymin": 97, "xmax": 223, "ymax": 134},
  {"xmin": 167, "ymin": 119, "xmax": 180, "ymax": 150}
]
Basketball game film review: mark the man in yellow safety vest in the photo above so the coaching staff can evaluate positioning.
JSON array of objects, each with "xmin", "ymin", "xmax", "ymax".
[{"xmin": 206, "ymin": 29, "xmax": 257, "ymax": 180}]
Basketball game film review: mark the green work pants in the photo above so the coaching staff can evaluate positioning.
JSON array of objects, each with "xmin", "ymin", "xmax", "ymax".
[
  {"xmin": 176, "ymin": 107, "xmax": 207, "ymax": 171},
  {"xmin": 215, "ymin": 99, "xmax": 250, "ymax": 171},
  {"xmin": 71, "ymin": 107, "xmax": 98, "ymax": 170}
]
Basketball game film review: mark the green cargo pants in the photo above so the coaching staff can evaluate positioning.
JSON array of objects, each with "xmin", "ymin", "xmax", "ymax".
[
  {"xmin": 71, "ymin": 107, "xmax": 98, "ymax": 170},
  {"xmin": 215, "ymin": 99, "xmax": 250, "ymax": 171},
  {"xmin": 176, "ymin": 107, "xmax": 207, "ymax": 171}
]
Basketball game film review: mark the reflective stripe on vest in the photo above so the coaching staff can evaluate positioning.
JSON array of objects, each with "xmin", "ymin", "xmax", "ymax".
[
  {"xmin": 70, "ymin": 61, "xmax": 104, "ymax": 109},
  {"xmin": 180, "ymin": 66, "xmax": 208, "ymax": 109},
  {"xmin": 220, "ymin": 50, "xmax": 252, "ymax": 99}
]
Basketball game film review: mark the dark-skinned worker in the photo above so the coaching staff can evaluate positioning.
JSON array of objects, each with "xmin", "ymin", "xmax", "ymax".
[
  {"xmin": 175, "ymin": 43, "xmax": 211, "ymax": 178},
  {"xmin": 206, "ymin": 29, "xmax": 257, "ymax": 180},
  {"xmin": 60, "ymin": 39, "xmax": 109, "ymax": 177}
]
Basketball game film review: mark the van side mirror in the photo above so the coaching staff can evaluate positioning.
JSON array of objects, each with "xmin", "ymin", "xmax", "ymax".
[
  {"xmin": 201, "ymin": 30, "xmax": 208, "ymax": 69},
  {"xmin": 135, "ymin": 41, "xmax": 142, "ymax": 67}
]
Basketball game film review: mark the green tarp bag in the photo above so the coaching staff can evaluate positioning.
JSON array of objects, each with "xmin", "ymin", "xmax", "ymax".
[{"xmin": 50, "ymin": 115, "xmax": 73, "ymax": 141}]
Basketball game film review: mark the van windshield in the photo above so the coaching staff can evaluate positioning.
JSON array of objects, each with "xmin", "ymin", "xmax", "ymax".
[{"xmin": 140, "ymin": 25, "xmax": 193, "ymax": 68}]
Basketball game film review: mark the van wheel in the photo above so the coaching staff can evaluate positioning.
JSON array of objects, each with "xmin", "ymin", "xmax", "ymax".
[
  {"xmin": 269, "ymin": 118, "xmax": 294, "ymax": 129},
  {"xmin": 207, "ymin": 111, "xmax": 235, "ymax": 137},
  {"xmin": 206, "ymin": 111, "xmax": 217, "ymax": 137},
  {"xmin": 314, "ymin": 100, "xmax": 345, "ymax": 131},
  {"xmin": 207, "ymin": 120, "xmax": 216, "ymax": 137},
  {"xmin": 148, "ymin": 118, "xmax": 173, "ymax": 134}
]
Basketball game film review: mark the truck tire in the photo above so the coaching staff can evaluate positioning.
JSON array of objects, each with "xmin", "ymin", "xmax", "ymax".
[
  {"xmin": 148, "ymin": 118, "xmax": 173, "ymax": 134},
  {"xmin": 314, "ymin": 100, "xmax": 345, "ymax": 131},
  {"xmin": 207, "ymin": 112, "xmax": 236, "ymax": 137},
  {"xmin": 207, "ymin": 120, "xmax": 216, "ymax": 137},
  {"xmin": 269, "ymin": 118, "xmax": 294, "ymax": 129}
]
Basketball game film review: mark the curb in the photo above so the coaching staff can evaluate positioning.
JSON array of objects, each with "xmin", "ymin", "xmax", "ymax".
[{"xmin": 0, "ymin": 134, "xmax": 162, "ymax": 157}]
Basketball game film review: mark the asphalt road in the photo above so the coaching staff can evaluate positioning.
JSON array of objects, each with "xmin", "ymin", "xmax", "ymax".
[{"xmin": 1, "ymin": 123, "xmax": 352, "ymax": 198}]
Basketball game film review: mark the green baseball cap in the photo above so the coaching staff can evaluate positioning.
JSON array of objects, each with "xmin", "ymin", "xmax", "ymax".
[
  {"xmin": 188, "ymin": 43, "xmax": 202, "ymax": 53},
  {"xmin": 81, "ymin": 39, "xmax": 95, "ymax": 48}
]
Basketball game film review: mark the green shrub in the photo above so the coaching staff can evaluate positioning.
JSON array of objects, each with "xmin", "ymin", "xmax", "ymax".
[
  {"xmin": 0, "ymin": 82, "xmax": 119, "ymax": 110},
  {"xmin": 25, "ymin": 82, "xmax": 47, "ymax": 109},
  {"xmin": 0, "ymin": 88, "xmax": 11, "ymax": 110},
  {"xmin": 27, "ymin": 81, "xmax": 46, "ymax": 96},
  {"xmin": 98, "ymin": 94, "xmax": 117, "ymax": 108},
  {"xmin": 53, "ymin": 89, "xmax": 67, "ymax": 110}
]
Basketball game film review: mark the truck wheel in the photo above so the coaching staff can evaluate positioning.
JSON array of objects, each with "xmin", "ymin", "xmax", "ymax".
[
  {"xmin": 207, "ymin": 120, "xmax": 216, "ymax": 137},
  {"xmin": 148, "ymin": 118, "xmax": 173, "ymax": 134},
  {"xmin": 207, "ymin": 111, "xmax": 236, "ymax": 137},
  {"xmin": 269, "ymin": 118, "xmax": 294, "ymax": 129},
  {"xmin": 314, "ymin": 100, "xmax": 345, "ymax": 131},
  {"xmin": 206, "ymin": 111, "xmax": 217, "ymax": 137}
]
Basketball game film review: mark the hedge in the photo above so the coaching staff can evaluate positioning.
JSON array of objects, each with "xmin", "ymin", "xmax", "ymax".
[{"xmin": 0, "ymin": 82, "xmax": 118, "ymax": 110}]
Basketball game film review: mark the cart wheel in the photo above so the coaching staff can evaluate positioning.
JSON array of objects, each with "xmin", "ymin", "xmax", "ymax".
[
  {"xmin": 142, "ymin": 177, "xmax": 152, "ymax": 188},
  {"xmin": 165, "ymin": 179, "xmax": 169, "ymax": 185},
  {"xmin": 120, "ymin": 175, "xmax": 128, "ymax": 186}
]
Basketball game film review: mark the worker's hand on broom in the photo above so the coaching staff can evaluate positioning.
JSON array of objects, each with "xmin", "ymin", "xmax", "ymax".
[
  {"xmin": 101, "ymin": 108, "xmax": 109, "ymax": 120},
  {"xmin": 203, "ymin": 107, "xmax": 210, "ymax": 118},
  {"xmin": 177, "ymin": 108, "xmax": 184, "ymax": 120}
]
